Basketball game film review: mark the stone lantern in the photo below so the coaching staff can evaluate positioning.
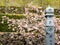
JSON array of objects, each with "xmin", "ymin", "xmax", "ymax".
[{"xmin": 45, "ymin": 6, "xmax": 55, "ymax": 45}]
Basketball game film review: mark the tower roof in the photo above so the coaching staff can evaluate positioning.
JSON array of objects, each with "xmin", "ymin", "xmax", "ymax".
[
  {"xmin": 45, "ymin": 6, "xmax": 54, "ymax": 13},
  {"xmin": 45, "ymin": 6, "xmax": 54, "ymax": 16}
]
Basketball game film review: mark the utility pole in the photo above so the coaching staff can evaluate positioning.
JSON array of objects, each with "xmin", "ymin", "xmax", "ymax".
[{"xmin": 45, "ymin": 6, "xmax": 55, "ymax": 45}]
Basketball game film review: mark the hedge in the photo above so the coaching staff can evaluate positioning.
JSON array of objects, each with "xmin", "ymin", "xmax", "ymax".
[{"xmin": 0, "ymin": 14, "xmax": 26, "ymax": 19}]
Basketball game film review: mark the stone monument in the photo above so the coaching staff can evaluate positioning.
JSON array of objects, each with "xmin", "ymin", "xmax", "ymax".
[{"xmin": 45, "ymin": 6, "xmax": 55, "ymax": 45}]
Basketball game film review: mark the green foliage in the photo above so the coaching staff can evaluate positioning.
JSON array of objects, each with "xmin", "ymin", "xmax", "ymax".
[
  {"xmin": 0, "ymin": 14, "xmax": 26, "ymax": 32},
  {"xmin": 0, "ymin": 17, "xmax": 12, "ymax": 32},
  {"xmin": 55, "ymin": 15, "xmax": 60, "ymax": 18},
  {"xmin": 0, "ymin": 20, "xmax": 11, "ymax": 32},
  {"xmin": 0, "ymin": 14, "xmax": 26, "ymax": 19},
  {"xmin": 0, "ymin": 0, "xmax": 60, "ymax": 9},
  {"xmin": 33, "ymin": 0, "xmax": 60, "ymax": 9}
]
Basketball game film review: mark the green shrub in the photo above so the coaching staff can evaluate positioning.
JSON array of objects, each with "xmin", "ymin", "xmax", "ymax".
[
  {"xmin": 0, "ymin": 14, "xmax": 26, "ymax": 32},
  {"xmin": 0, "ymin": 14, "xmax": 26, "ymax": 19},
  {"xmin": 55, "ymin": 15, "xmax": 60, "ymax": 18}
]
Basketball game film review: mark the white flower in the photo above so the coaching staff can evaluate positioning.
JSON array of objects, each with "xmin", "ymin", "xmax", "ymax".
[
  {"xmin": 57, "ymin": 41, "xmax": 60, "ymax": 44},
  {"xmin": 8, "ymin": 24, "xmax": 12, "ymax": 26},
  {"xmin": 2, "ymin": 16, "xmax": 6, "ymax": 18},
  {"xmin": 7, "ymin": 21, "xmax": 9, "ymax": 24},
  {"xmin": 18, "ymin": 25, "xmax": 21, "ymax": 27},
  {"xmin": 12, "ymin": 28, "xmax": 15, "ymax": 31},
  {"xmin": 33, "ymin": 26, "xmax": 38, "ymax": 30},
  {"xmin": 1, "ymin": 21, "xmax": 4, "ymax": 24},
  {"xmin": 11, "ymin": 36, "xmax": 14, "ymax": 38},
  {"xmin": 8, "ymin": 19, "xmax": 11, "ymax": 22},
  {"xmin": 24, "ymin": 24, "xmax": 28, "ymax": 28}
]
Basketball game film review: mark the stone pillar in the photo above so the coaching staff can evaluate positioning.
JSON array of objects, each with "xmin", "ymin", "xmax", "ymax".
[{"xmin": 45, "ymin": 6, "xmax": 55, "ymax": 45}]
